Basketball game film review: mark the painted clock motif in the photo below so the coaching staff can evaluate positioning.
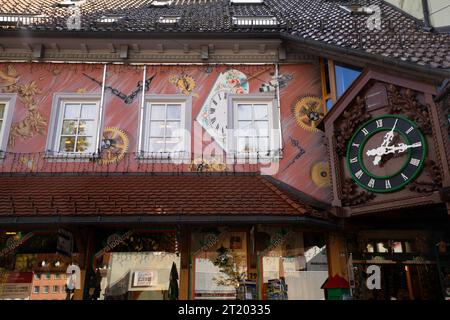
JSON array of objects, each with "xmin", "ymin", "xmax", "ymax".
[
  {"xmin": 346, "ymin": 115, "xmax": 426, "ymax": 193},
  {"xmin": 196, "ymin": 69, "xmax": 249, "ymax": 150}
]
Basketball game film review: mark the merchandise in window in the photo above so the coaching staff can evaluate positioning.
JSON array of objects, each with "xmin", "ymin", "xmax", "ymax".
[{"xmin": 57, "ymin": 102, "xmax": 99, "ymax": 154}]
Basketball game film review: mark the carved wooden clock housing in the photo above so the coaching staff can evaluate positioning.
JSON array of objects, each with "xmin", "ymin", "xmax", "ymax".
[{"xmin": 322, "ymin": 70, "xmax": 450, "ymax": 216}]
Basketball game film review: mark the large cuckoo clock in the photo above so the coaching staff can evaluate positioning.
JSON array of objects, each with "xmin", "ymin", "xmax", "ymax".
[
  {"xmin": 346, "ymin": 115, "xmax": 426, "ymax": 193},
  {"xmin": 322, "ymin": 70, "xmax": 448, "ymax": 213}
]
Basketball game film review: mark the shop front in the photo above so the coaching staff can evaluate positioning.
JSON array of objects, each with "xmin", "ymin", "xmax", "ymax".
[
  {"xmin": 1, "ymin": 223, "xmax": 333, "ymax": 301},
  {"xmin": 346, "ymin": 229, "xmax": 446, "ymax": 300},
  {"xmin": 190, "ymin": 225, "xmax": 329, "ymax": 300}
]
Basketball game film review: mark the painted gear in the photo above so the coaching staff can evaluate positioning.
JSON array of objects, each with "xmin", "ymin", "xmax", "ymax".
[
  {"xmin": 294, "ymin": 96, "xmax": 324, "ymax": 132},
  {"xmin": 311, "ymin": 161, "xmax": 331, "ymax": 188},
  {"xmin": 99, "ymin": 127, "xmax": 129, "ymax": 165}
]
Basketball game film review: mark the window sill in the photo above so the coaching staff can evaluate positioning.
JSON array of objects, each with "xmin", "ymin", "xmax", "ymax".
[
  {"xmin": 135, "ymin": 152, "xmax": 191, "ymax": 164},
  {"xmin": 44, "ymin": 152, "xmax": 99, "ymax": 162}
]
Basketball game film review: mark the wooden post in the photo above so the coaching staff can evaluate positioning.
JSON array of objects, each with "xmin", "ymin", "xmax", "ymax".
[
  {"xmin": 179, "ymin": 226, "xmax": 190, "ymax": 300},
  {"xmin": 327, "ymin": 232, "xmax": 349, "ymax": 279}
]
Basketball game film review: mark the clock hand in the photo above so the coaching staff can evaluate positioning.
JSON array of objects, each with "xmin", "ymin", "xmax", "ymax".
[
  {"xmin": 384, "ymin": 142, "xmax": 422, "ymax": 154},
  {"xmin": 372, "ymin": 119, "xmax": 399, "ymax": 165},
  {"xmin": 367, "ymin": 142, "xmax": 422, "ymax": 165}
]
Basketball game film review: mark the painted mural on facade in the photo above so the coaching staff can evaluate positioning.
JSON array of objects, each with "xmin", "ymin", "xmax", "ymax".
[{"xmin": 0, "ymin": 63, "xmax": 331, "ymax": 202}]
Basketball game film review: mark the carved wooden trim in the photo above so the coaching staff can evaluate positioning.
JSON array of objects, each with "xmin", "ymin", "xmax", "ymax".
[
  {"xmin": 341, "ymin": 178, "xmax": 376, "ymax": 207},
  {"xmin": 409, "ymin": 159, "xmax": 443, "ymax": 194},
  {"xmin": 334, "ymin": 96, "xmax": 371, "ymax": 157},
  {"xmin": 386, "ymin": 84, "xmax": 432, "ymax": 135}
]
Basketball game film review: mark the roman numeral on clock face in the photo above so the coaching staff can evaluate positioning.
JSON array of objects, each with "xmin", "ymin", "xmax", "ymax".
[
  {"xmin": 410, "ymin": 158, "xmax": 420, "ymax": 166},
  {"xmin": 350, "ymin": 157, "xmax": 358, "ymax": 163},
  {"xmin": 368, "ymin": 179, "xmax": 375, "ymax": 188},
  {"xmin": 406, "ymin": 127, "xmax": 414, "ymax": 134},
  {"xmin": 376, "ymin": 119, "xmax": 383, "ymax": 128},
  {"xmin": 401, "ymin": 173, "xmax": 408, "ymax": 181},
  {"xmin": 355, "ymin": 170, "xmax": 363, "ymax": 179},
  {"xmin": 362, "ymin": 128, "xmax": 369, "ymax": 136},
  {"xmin": 385, "ymin": 180, "xmax": 391, "ymax": 189}
]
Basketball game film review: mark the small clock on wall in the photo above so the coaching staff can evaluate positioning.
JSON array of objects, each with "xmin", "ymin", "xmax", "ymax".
[{"xmin": 346, "ymin": 115, "xmax": 427, "ymax": 193}]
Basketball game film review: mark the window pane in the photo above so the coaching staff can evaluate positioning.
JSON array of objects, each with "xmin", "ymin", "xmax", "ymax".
[
  {"xmin": 59, "ymin": 136, "xmax": 75, "ymax": 152},
  {"xmin": 149, "ymin": 138, "xmax": 165, "ymax": 152},
  {"xmin": 258, "ymin": 137, "xmax": 269, "ymax": 152},
  {"xmin": 165, "ymin": 121, "xmax": 181, "ymax": 137},
  {"xmin": 78, "ymin": 120, "xmax": 96, "ymax": 136},
  {"xmin": 366, "ymin": 243, "xmax": 374, "ymax": 253},
  {"xmin": 254, "ymin": 104, "xmax": 268, "ymax": 120},
  {"xmin": 34, "ymin": 286, "xmax": 39, "ymax": 294},
  {"xmin": 238, "ymin": 121, "xmax": 253, "ymax": 137},
  {"xmin": 334, "ymin": 63, "xmax": 362, "ymax": 98},
  {"xmin": 376, "ymin": 242, "xmax": 389, "ymax": 253},
  {"xmin": 149, "ymin": 121, "xmax": 165, "ymax": 137},
  {"xmin": 392, "ymin": 242, "xmax": 403, "ymax": 253},
  {"xmin": 166, "ymin": 104, "xmax": 181, "ymax": 120},
  {"xmin": 0, "ymin": 104, "xmax": 5, "ymax": 119},
  {"xmin": 237, "ymin": 104, "xmax": 252, "ymax": 120},
  {"xmin": 64, "ymin": 104, "xmax": 81, "ymax": 118},
  {"xmin": 61, "ymin": 120, "xmax": 78, "ymax": 135},
  {"xmin": 75, "ymin": 136, "xmax": 93, "ymax": 152},
  {"xmin": 255, "ymin": 120, "xmax": 269, "ymax": 137},
  {"xmin": 238, "ymin": 137, "xmax": 256, "ymax": 153},
  {"xmin": 80, "ymin": 104, "xmax": 97, "ymax": 119},
  {"xmin": 150, "ymin": 104, "xmax": 165, "ymax": 120},
  {"xmin": 0, "ymin": 120, "xmax": 3, "ymax": 131},
  {"xmin": 165, "ymin": 137, "xmax": 182, "ymax": 151}
]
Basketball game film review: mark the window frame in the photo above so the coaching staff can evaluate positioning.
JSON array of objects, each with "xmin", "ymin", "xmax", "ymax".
[
  {"xmin": 0, "ymin": 93, "xmax": 17, "ymax": 157},
  {"xmin": 227, "ymin": 94, "xmax": 281, "ymax": 160},
  {"xmin": 46, "ymin": 93, "xmax": 102, "ymax": 159},
  {"xmin": 138, "ymin": 94, "xmax": 192, "ymax": 162},
  {"xmin": 42, "ymin": 285, "xmax": 49, "ymax": 294},
  {"xmin": 33, "ymin": 286, "xmax": 40, "ymax": 294}
]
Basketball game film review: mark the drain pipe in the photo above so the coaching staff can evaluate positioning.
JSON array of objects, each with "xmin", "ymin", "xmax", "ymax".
[{"xmin": 422, "ymin": 0, "xmax": 433, "ymax": 31}]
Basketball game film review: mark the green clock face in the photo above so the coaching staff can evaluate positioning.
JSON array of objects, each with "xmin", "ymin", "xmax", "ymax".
[{"xmin": 346, "ymin": 115, "xmax": 426, "ymax": 193}]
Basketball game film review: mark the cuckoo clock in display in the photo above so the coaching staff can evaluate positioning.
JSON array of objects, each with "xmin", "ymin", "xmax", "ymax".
[
  {"xmin": 196, "ymin": 69, "xmax": 249, "ymax": 151},
  {"xmin": 346, "ymin": 115, "xmax": 426, "ymax": 193}
]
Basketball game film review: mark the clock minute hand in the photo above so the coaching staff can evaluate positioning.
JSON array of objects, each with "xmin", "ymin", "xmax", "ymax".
[{"xmin": 372, "ymin": 119, "xmax": 399, "ymax": 165}]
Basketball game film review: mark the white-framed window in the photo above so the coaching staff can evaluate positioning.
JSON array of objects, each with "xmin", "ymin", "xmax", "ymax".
[
  {"xmin": 46, "ymin": 94, "xmax": 102, "ymax": 157},
  {"xmin": 42, "ymin": 286, "xmax": 49, "ymax": 294},
  {"xmin": 138, "ymin": 95, "xmax": 192, "ymax": 161},
  {"xmin": 227, "ymin": 94, "xmax": 281, "ymax": 159},
  {"xmin": 52, "ymin": 285, "xmax": 60, "ymax": 293},
  {"xmin": 33, "ymin": 286, "xmax": 40, "ymax": 294},
  {"xmin": 0, "ymin": 94, "xmax": 17, "ymax": 156}
]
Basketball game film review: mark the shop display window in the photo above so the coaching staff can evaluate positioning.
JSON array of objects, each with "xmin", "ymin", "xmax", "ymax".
[
  {"xmin": 191, "ymin": 227, "xmax": 248, "ymax": 300},
  {"xmin": 0, "ymin": 230, "xmax": 80, "ymax": 300},
  {"xmin": 93, "ymin": 230, "xmax": 180, "ymax": 300},
  {"xmin": 258, "ymin": 227, "xmax": 328, "ymax": 300}
]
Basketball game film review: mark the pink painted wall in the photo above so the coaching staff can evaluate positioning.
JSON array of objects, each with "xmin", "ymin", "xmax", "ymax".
[{"xmin": 0, "ymin": 63, "xmax": 331, "ymax": 203}]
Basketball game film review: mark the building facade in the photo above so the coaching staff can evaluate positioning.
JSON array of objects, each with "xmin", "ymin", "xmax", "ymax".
[{"xmin": 0, "ymin": 0, "xmax": 449, "ymax": 300}]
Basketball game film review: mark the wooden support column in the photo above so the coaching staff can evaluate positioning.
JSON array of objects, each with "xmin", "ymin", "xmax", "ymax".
[
  {"xmin": 73, "ymin": 228, "xmax": 95, "ymax": 300},
  {"xmin": 327, "ymin": 232, "xmax": 349, "ymax": 280},
  {"xmin": 179, "ymin": 226, "xmax": 190, "ymax": 300}
]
